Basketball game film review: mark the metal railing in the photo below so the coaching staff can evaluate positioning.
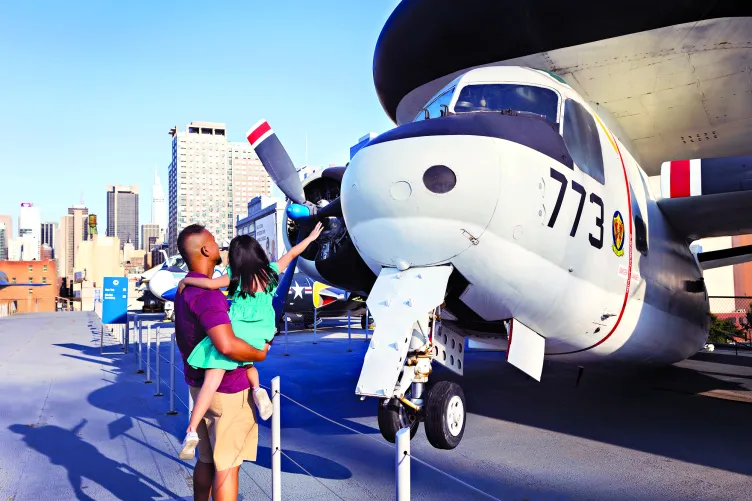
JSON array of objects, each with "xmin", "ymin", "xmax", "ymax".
[{"xmin": 123, "ymin": 311, "xmax": 502, "ymax": 501}]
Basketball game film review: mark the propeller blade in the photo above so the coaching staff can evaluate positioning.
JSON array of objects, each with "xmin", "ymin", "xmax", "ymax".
[
  {"xmin": 246, "ymin": 120, "xmax": 306, "ymax": 205},
  {"xmin": 316, "ymin": 197, "xmax": 342, "ymax": 219}
]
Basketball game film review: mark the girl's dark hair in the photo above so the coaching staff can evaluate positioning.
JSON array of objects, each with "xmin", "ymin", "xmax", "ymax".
[{"xmin": 227, "ymin": 235, "xmax": 279, "ymax": 298}]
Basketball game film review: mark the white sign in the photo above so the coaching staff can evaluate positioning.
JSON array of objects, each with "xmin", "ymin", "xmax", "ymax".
[{"xmin": 254, "ymin": 213, "xmax": 278, "ymax": 261}]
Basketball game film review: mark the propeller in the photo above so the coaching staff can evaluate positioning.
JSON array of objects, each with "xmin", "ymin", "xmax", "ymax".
[
  {"xmin": 246, "ymin": 119, "xmax": 306, "ymax": 205},
  {"xmin": 286, "ymin": 198, "xmax": 343, "ymax": 223}
]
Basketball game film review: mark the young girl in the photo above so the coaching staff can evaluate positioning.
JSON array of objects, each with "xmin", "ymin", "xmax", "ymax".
[{"xmin": 178, "ymin": 222, "xmax": 323, "ymax": 460}]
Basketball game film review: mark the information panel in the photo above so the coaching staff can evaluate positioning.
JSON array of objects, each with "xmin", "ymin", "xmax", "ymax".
[{"xmin": 102, "ymin": 277, "xmax": 128, "ymax": 324}]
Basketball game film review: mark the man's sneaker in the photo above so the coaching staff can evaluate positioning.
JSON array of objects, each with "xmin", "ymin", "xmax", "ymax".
[
  {"xmin": 253, "ymin": 388, "xmax": 273, "ymax": 421},
  {"xmin": 179, "ymin": 431, "xmax": 199, "ymax": 460}
]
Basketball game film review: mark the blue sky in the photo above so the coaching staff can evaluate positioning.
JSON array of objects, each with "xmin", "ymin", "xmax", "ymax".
[{"xmin": 0, "ymin": 0, "xmax": 400, "ymax": 231}]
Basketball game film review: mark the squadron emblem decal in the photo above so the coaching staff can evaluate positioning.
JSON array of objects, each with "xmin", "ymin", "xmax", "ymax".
[{"xmin": 612, "ymin": 211, "xmax": 625, "ymax": 257}]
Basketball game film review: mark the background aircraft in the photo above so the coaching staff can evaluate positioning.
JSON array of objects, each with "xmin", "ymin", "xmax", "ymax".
[
  {"xmin": 144, "ymin": 252, "xmax": 364, "ymax": 326},
  {"xmin": 247, "ymin": 0, "xmax": 752, "ymax": 451},
  {"xmin": 0, "ymin": 271, "xmax": 48, "ymax": 291}
]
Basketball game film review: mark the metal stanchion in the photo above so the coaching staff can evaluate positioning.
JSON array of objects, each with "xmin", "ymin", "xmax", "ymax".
[
  {"xmin": 313, "ymin": 308, "xmax": 317, "ymax": 344},
  {"xmin": 167, "ymin": 332, "xmax": 177, "ymax": 415},
  {"xmin": 365, "ymin": 308, "xmax": 370, "ymax": 341},
  {"xmin": 100, "ymin": 325, "xmax": 104, "ymax": 355},
  {"xmin": 347, "ymin": 311, "xmax": 352, "ymax": 352},
  {"xmin": 134, "ymin": 316, "xmax": 139, "ymax": 361},
  {"xmin": 137, "ymin": 319, "xmax": 144, "ymax": 373},
  {"xmin": 284, "ymin": 316, "xmax": 289, "ymax": 357},
  {"xmin": 396, "ymin": 427, "xmax": 410, "ymax": 501},
  {"xmin": 271, "ymin": 376, "xmax": 281, "ymax": 501},
  {"xmin": 124, "ymin": 318, "xmax": 130, "ymax": 354},
  {"xmin": 154, "ymin": 327, "xmax": 163, "ymax": 396},
  {"xmin": 145, "ymin": 325, "xmax": 152, "ymax": 384}
]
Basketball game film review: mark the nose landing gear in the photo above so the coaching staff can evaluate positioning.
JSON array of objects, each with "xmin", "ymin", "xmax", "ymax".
[
  {"xmin": 377, "ymin": 379, "xmax": 467, "ymax": 450},
  {"xmin": 356, "ymin": 265, "xmax": 466, "ymax": 450}
]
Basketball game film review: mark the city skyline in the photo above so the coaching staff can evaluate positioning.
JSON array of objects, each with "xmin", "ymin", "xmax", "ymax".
[{"xmin": 0, "ymin": 2, "xmax": 399, "ymax": 236}]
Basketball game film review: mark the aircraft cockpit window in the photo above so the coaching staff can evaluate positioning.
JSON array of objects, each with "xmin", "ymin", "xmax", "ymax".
[
  {"xmin": 453, "ymin": 84, "xmax": 559, "ymax": 124},
  {"xmin": 415, "ymin": 87, "xmax": 455, "ymax": 121},
  {"xmin": 562, "ymin": 99, "xmax": 605, "ymax": 185}
]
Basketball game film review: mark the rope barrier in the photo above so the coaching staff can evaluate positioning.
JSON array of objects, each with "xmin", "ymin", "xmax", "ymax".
[
  {"xmin": 263, "ymin": 385, "xmax": 503, "ymax": 500},
  {"xmin": 259, "ymin": 385, "xmax": 392, "ymax": 452},
  {"xmin": 133, "ymin": 321, "xmax": 501, "ymax": 501},
  {"xmin": 278, "ymin": 449, "xmax": 347, "ymax": 501},
  {"xmin": 406, "ymin": 452, "xmax": 503, "ymax": 501}
]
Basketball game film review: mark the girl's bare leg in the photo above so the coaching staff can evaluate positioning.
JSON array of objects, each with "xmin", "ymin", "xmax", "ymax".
[
  {"xmin": 246, "ymin": 365, "xmax": 260, "ymax": 389},
  {"xmin": 187, "ymin": 368, "xmax": 225, "ymax": 433},
  {"xmin": 247, "ymin": 365, "xmax": 273, "ymax": 420}
]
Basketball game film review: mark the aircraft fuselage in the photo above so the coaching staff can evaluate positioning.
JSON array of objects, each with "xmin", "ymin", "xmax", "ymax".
[{"xmin": 342, "ymin": 66, "xmax": 709, "ymax": 367}]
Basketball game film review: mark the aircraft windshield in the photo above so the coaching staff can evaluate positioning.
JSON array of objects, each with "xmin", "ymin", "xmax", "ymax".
[{"xmin": 453, "ymin": 84, "xmax": 559, "ymax": 123}]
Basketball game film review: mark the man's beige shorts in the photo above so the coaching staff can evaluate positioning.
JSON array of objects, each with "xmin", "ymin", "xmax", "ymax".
[{"xmin": 190, "ymin": 386, "xmax": 258, "ymax": 472}]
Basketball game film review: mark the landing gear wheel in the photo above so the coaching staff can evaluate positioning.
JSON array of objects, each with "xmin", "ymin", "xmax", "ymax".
[
  {"xmin": 424, "ymin": 381, "xmax": 466, "ymax": 450},
  {"xmin": 377, "ymin": 398, "xmax": 419, "ymax": 443},
  {"xmin": 360, "ymin": 315, "xmax": 374, "ymax": 330}
]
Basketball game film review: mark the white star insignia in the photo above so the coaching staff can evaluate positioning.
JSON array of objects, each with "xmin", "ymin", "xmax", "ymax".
[{"xmin": 291, "ymin": 281, "xmax": 304, "ymax": 299}]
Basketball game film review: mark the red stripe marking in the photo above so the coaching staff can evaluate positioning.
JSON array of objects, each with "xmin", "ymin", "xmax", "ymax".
[
  {"xmin": 549, "ymin": 137, "xmax": 633, "ymax": 356},
  {"xmin": 670, "ymin": 159, "xmax": 691, "ymax": 198},
  {"xmin": 247, "ymin": 121, "xmax": 271, "ymax": 146}
]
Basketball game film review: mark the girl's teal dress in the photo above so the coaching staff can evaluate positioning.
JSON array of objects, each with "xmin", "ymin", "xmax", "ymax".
[{"xmin": 187, "ymin": 263, "xmax": 279, "ymax": 370}]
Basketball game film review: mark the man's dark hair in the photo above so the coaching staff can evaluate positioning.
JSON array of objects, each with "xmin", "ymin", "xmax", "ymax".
[{"xmin": 177, "ymin": 224, "xmax": 205, "ymax": 262}]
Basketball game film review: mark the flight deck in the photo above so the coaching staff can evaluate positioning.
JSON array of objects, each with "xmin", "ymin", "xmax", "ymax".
[{"xmin": 0, "ymin": 311, "xmax": 750, "ymax": 500}]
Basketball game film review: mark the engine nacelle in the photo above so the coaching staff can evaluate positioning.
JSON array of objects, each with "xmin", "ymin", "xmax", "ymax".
[{"xmin": 284, "ymin": 167, "xmax": 380, "ymax": 295}]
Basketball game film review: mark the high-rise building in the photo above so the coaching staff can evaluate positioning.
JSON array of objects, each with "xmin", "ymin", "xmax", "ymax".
[
  {"xmin": 8, "ymin": 236, "xmax": 39, "ymax": 261},
  {"xmin": 40, "ymin": 222, "xmax": 57, "ymax": 257},
  {"xmin": 0, "ymin": 223, "xmax": 7, "ymax": 260},
  {"xmin": 18, "ymin": 203, "xmax": 41, "ymax": 259},
  {"xmin": 0, "ymin": 215, "xmax": 11, "ymax": 259},
  {"xmin": 169, "ymin": 121, "xmax": 231, "ymax": 255},
  {"xmin": 229, "ymin": 142, "xmax": 272, "ymax": 228},
  {"xmin": 168, "ymin": 121, "xmax": 272, "ymax": 255},
  {"xmin": 106, "ymin": 185, "xmax": 139, "ymax": 250},
  {"xmin": 141, "ymin": 223, "xmax": 160, "ymax": 252},
  {"xmin": 151, "ymin": 169, "xmax": 168, "ymax": 241},
  {"xmin": 57, "ymin": 204, "xmax": 89, "ymax": 281},
  {"xmin": 18, "ymin": 203, "xmax": 40, "ymax": 239},
  {"xmin": 40, "ymin": 244, "xmax": 53, "ymax": 261}
]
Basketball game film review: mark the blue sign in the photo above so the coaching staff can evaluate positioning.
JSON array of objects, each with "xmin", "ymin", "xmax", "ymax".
[{"xmin": 102, "ymin": 277, "xmax": 128, "ymax": 324}]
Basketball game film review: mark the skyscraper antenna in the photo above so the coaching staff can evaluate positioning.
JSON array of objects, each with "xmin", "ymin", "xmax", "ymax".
[
  {"xmin": 80, "ymin": 192, "xmax": 84, "ymax": 205},
  {"xmin": 305, "ymin": 132, "xmax": 308, "ymax": 167}
]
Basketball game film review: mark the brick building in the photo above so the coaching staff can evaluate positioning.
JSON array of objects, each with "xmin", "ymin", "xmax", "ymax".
[{"xmin": 0, "ymin": 260, "xmax": 59, "ymax": 313}]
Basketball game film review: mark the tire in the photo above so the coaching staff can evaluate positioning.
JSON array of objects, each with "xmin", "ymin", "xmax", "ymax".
[
  {"xmin": 377, "ymin": 398, "xmax": 419, "ymax": 443},
  {"xmin": 361, "ymin": 315, "xmax": 374, "ymax": 330},
  {"xmin": 424, "ymin": 381, "xmax": 466, "ymax": 450}
]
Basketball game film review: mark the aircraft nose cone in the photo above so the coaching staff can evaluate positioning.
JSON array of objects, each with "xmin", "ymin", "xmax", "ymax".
[{"xmin": 341, "ymin": 134, "xmax": 501, "ymax": 268}]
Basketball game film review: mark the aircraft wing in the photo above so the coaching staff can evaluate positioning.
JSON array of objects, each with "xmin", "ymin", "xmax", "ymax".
[
  {"xmin": 0, "ymin": 283, "xmax": 49, "ymax": 290},
  {"xmin": 656, "ymin": 155, "xmax": 752, "ymax": 241}
]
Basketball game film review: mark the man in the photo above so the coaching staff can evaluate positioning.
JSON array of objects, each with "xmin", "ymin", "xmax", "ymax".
[{"xmin": 173, "ymin": 224, "xmax": 270, "ymax": 501}]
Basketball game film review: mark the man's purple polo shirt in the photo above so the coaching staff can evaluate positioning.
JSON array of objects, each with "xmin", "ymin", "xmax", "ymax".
[{"xmin": 174, "ymin": 271, "xmax": 250, "ymax": 394}]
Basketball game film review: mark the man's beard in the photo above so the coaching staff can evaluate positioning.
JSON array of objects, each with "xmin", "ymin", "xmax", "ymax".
[{"xmin": 214, "ymin": 255, "xmax": 223, "ymax": 266}]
